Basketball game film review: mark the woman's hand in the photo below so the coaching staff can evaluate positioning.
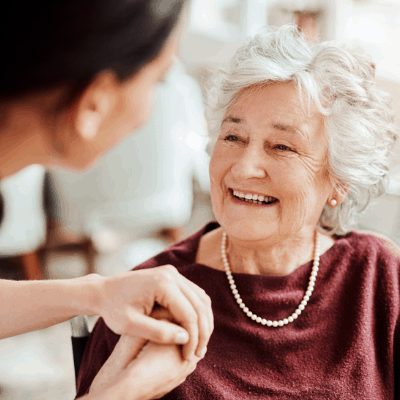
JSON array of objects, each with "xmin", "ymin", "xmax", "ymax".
[
  {"xmin": 87, "ymin": 315, "xmax": 202, "ymax": 400},
  {"xmin": 90, "ymin": 265, "xmax": 213, "ymax": 360}
]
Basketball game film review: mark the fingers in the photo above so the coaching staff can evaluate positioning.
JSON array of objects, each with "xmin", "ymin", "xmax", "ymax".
[
  {"xmin": 153, "ymin": 265, "xmax": 213, "ymax": 361},
  {"xmin": 126, "ymin": 340, "xmax": 201, "ymax": 399},
  {"xmin": 158, "ymin": 288, "xmax": 198, "ymax": 361},
  {"xmin": 91, "ymin": 340, "xmax": 199, "ymax": 400},
  {"xmin": 103, "ymin": 264, "xmax": 213, "ymax": 362},
  {"xmin": 175, "ymin": 276, "xmax": 213, "ymax": 359},
  {"xmin": 123, "ymin": 309, "xmax": 190, "ymax": 346},
  {"xmin": 186, "ymin": 280, "xmax": 213, "ymax": 336}
]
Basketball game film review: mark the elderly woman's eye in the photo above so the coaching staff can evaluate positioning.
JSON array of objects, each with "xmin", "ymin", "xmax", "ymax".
[
  {"xmin": 224, "ymin": 134, "xmax": 241, "ymax": 142},
  {"xmin": 275, "ymin": 144, "xmax": 292, "ymax": 151}
]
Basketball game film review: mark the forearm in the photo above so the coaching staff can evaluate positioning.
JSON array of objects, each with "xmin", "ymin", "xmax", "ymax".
[
  {"xmin": 78, "ymin": 384, "xmax": 148, "ymax": 400},
  {"xmin": 78, "ymin": 388, "xmax": 147, "ymax": 400},
  {"xmin": 78, "ymin": 376, "xmax": 148, "ymax": 400},
  {"xmin": 0, "ymin": 274, "xmax": 103, "ymax": 339}
]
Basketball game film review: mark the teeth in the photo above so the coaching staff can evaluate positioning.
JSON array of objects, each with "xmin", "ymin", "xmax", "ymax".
[
  {"xmin": 232, "ymin": 190, "xmax": 276, "ymax": 204},
  {"xmin": 234, "ymin": 190, "xmax": 245, "ymax": 198}
]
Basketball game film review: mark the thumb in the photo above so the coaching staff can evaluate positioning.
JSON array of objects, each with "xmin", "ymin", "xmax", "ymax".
[{"xmin": 124, "ymin": 308, "xmax": 190, "ymax": 345}]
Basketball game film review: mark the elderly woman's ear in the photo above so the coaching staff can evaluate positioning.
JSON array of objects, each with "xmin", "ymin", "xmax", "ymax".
[{"xmin": 328, "ymin": 182, "xmax": 349, "ymax": 208}]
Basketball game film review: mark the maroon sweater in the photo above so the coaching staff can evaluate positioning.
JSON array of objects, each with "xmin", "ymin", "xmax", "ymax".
[{"xmin": 77, "ymin": 223, "xmax": 400, "ymax": 399}]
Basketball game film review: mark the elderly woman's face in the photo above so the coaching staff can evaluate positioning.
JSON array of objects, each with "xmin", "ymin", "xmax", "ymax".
[{"xmin": 209, "ymin": 82, "xmax": 333, "ymax": 241}]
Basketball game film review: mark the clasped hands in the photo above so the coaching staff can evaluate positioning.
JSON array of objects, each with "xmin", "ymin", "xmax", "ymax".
[
  {"xmin": 84, "ymin": 265, "xmax": 213, "ymax": 400},
  {"xmin": 88, "ymin": 308, "xmax": 202, "ymax": 400}
]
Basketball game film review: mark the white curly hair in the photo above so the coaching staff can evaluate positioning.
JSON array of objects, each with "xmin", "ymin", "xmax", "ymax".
[{"xmin": 204, "ymin": 25, "xmax": 398, "ymax": 235}]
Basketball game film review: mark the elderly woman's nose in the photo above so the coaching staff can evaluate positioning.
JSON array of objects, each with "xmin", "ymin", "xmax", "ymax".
[{"xmin": 231, "ymin": 149, "xmax": 267, "ymax": 180}]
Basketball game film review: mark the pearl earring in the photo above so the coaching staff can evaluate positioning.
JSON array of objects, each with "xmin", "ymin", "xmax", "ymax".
[{"xmin": 330, "ymin": 199, "xmax": 337, "ymax": 207}]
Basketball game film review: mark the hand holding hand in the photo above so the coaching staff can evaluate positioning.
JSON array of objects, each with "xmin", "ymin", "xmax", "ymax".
[
  {"xmin": 92, "ymin": 265, "xmax": 213, "ymax": 360},
  {"xmin": 88, "ymin": 311, "xmax": 202, "ymax": 400}
]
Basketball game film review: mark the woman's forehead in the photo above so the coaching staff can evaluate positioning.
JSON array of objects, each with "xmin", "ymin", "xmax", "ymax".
[
  {"xmin": 224, "ymin": 83, "xmax": 323, "ymax": 137},
  {"xmin": 230, "ymin": 83, "xmax": 316, "ymax": 113}
]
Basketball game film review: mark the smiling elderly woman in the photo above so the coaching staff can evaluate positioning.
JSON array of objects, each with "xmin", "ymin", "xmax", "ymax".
[{"xmin": 76, "ymin": 26, "xmax": 399, "ymax": 399}]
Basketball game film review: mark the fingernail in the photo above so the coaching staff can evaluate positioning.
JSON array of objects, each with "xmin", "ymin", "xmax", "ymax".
[
  {"xmin": 198, "ymin": 347, "xmax": 207, "ymax": 359},
  {"xmin": 175, "ymin": 331, "xmax": 189, "ymax": 344}
]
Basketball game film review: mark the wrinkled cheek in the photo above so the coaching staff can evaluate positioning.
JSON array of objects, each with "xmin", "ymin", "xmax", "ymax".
[
  {"xmin": 209, "ymin": 177, "xmax": 222, "ymax": 218},
  {"xmin": 209, "ymin": 153, "xmax": 226, "ymax": 216},
  {"xmin": 278, "ymin": 190, "xmax": 310, "ymax": 235}
]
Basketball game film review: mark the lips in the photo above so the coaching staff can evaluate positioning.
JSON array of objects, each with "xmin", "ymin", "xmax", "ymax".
[{"xmin": 230, "ymin": 189, "xmax": 278, "ymax": 205}]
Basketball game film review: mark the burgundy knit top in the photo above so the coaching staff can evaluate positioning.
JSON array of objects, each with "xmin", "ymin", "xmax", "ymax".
[{"xmin": 77, "ymin": 222, "xmax": 400, "ymax": 399}]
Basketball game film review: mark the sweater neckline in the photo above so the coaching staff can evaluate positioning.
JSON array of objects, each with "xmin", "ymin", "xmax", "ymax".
[{"xmin": 187, "ymin": 222, "xmax": 352, "ymax": 283}]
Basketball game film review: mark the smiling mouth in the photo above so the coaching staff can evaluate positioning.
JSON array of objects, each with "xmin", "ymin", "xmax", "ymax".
[{"xmin": 230, "ymin": 189, "xmax": 278, "ymax": 205}]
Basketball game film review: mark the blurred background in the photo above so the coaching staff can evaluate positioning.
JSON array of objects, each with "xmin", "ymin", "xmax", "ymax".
[{"xmin": 0, "ymin": 0, "xmax": 399, "ymax": 398}]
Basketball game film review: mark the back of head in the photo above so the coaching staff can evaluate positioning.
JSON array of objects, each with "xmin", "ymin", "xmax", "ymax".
[{"xmin": 1, "ymin": 0, "xmax": 185, "ymax": 100}]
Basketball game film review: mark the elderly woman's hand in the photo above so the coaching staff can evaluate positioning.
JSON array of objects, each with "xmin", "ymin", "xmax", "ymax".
[
  {"xmin": 87, "ymin": 265, "xmax": 213, "ymax": 361},
  {"xmin": 88, "ymin": 312, "xmax": 202, "ymax": 400}
]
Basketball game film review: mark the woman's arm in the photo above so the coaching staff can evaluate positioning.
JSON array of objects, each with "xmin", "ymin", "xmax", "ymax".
[
  {"xmin": 0, "ymin": 265, "xmax": 213, "ymax": 360},
  {"xmin": 81, "ymin": 311, "xmax": 202, "ymax": 400},
  {"xmin": 0, "ymin": 274, "xmax": 100, "ymax": 337},
  {"xmin": 80, "ymin": 336, "xmax": 200, "ymax": 400}
]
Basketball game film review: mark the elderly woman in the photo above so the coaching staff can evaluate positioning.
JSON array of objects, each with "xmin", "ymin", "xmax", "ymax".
[{"xmin": 76, "ymin": 26, "xmax": 399, "ymax": 399}]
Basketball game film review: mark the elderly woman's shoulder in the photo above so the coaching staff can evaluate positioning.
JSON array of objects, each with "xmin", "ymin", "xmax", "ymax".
[
  {"xmin": 345, "ymin": 230, "xmax": 400, "ymax": 260},
  {"xmin": 132, "ymin": 223, "xmax": 221, "ymax": 273}
]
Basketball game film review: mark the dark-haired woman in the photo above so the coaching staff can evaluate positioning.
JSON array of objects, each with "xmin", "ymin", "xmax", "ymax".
[{"xmin": 0, "ymin": 1, "xmax": 212, "ymax": 398}]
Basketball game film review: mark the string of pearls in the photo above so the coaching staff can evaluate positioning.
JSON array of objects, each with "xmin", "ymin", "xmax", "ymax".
[{"xmin": 221, "ymin": 230, "xmax": 320, "ymax": 327}]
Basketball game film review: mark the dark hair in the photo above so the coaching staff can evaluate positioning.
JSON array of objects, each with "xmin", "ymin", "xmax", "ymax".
[{"xmin": 1, "ymin": 0, "xmax": 185, "ymax": 100}]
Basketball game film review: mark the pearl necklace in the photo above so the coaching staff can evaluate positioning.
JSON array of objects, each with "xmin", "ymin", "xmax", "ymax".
[{"xmin": 221, "ymin": 231, "xmax": 320, "ymax": 327}]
